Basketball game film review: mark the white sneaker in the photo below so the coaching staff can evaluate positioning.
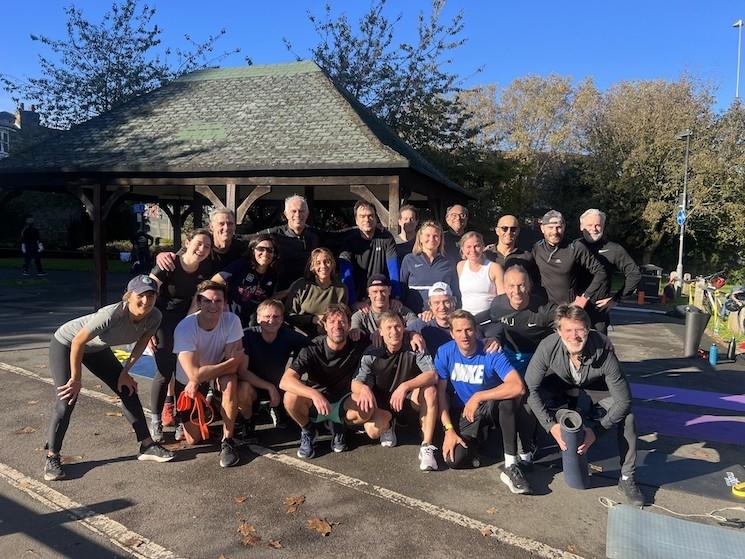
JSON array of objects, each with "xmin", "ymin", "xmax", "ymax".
[
  {"xmin": 418, "ymin": 444, "xmax": 438, "ymax": 471},
  {"xmin": 380, "ymin": 421, "xmax": 397, "ymax": 448}
]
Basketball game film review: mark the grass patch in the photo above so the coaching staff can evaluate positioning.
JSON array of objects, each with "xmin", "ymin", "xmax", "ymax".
[{"xmin": 0, "ymin": 258, "xmax": 131, "ymax": 273}]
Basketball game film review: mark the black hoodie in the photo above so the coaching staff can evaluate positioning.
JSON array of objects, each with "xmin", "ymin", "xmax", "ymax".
[{"xmin": 532, "ymin": 238, "xmax": 607, "ymax": 304}]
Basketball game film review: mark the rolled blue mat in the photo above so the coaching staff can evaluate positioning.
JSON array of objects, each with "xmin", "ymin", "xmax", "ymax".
[{"xmin": 556, "ymin": 409, "xmax": 590, "ymax": 489}]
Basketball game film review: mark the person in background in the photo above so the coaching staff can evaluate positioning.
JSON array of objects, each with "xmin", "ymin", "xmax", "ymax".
[
  {"xmin": 21, "ymin": 217, "xmax": 45, "ymax": 277},
  {"xmin": 443, "ymin": 205, "xmax": 469, "ymax": 265},
  {"xmin": 395, "ymin": 204, "xmax": 419, "ymax": 263}
]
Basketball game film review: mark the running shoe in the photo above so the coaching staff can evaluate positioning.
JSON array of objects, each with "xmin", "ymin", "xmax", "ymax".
[
  {"xmin": 150, "ymin": 421, "xmax": 164, "ymax": 443},
  {"xmin": 380, "ymin": 420, "xmax": 397, "ymax": 448},
  {"xmin": 174, "ymin": 422, "xmax": 185, "ymax": 441},
  {"xmin": 219, "ymin": 438, "xmax": 240, "ymax": 468},
  {"xmin": 617, "ymin": 477, "xmax": 645, "ymax": 506},
  {"xmin": 137, "ymin": 442, "xmax": 175, "ymax": 463},
  {"xmin": 269, "ymin": 406, "xmax": 289, "ymax": 429},
  {"xmin": 331, "ymin": 423, "xmax": 347, "ymax": 453},
  {"xmin": 297, "ymin": 425, "xmax": 317, "ymax": 459},
  {"xmin": 161, "ymin": 402, "xmax": 175, "ymax": 427},
  {"xmin": 234, "ymin": 416, "xmax": 258, "ymax": 445},
  {"xmin": 418, "ymin": 444, "xmax": 438, "ymax": 472},
  {"xmin": 44, "ymin": 454, "xmax": 65, "ymax": 481},
  {"xmin": 500, "ymin": 463, "xmax": 532, "ymax": 494}
]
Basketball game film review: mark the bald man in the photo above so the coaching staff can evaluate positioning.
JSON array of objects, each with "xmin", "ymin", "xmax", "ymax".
[{"xmin": 485, "ymin": 215, "xmax": 541, "ymax": 295}]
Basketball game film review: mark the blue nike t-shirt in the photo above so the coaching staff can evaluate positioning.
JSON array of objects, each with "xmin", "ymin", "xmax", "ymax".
[{"xmin": 434, "ymin": 340, "xmax": 515, "ymax": 407}]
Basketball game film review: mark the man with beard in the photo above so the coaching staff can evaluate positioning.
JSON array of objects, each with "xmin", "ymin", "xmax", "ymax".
[
  {"xmin": 525, "ymin": 304, "xmax": 643, "ymax": 505},
  {"xmin": 576, "ymin": 209, "xmax": 641, "ymax": 334}
]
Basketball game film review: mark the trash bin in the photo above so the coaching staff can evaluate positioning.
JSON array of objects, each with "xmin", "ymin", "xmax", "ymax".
[{"xmin": 684, "ymin": 306, "xmax": 711, "ymax": 358}]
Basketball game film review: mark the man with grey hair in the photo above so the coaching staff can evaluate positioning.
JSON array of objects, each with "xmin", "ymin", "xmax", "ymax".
[
  {"xmin": 576, "ymin": 209, "xmax": 641, "ymax": 334},
  {"xmin": 532, "ymin": 210, "xmax": 607, "ymax": 307}
]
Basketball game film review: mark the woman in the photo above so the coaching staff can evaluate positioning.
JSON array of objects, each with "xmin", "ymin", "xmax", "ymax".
[
  {"xmin": 457, "ymin": 231, "xmax": 504, "ymax": 321},
  {"xmin": 211, "ymin": 233, "xmax": 279, "ymax": 327},
  {"xmin": 44, "ymin": 275, "xmax": 173, "ymax": 481},
  {"xmin": 286, "ymin": 247, "xmax": 347, "ymax": 336},
  {"xmin": 149, "ymin": 228, "xmax": 214, "ymax": 442},
  {"xmin": 400, "ymin": 221, "xmax": 460, "ymax": 313}
]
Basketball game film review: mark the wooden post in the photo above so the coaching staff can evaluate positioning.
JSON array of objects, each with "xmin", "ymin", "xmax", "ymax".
[
  {"xmin": 226, "ymin": 182, "xmax": 236, "ymax": 213},
  {"xmin": 387, "ymin": 176, "xmax": 400, "ymax": 235},
  {"xmin": 192, "ymin": 198, "xmax": 203, "ymax": 228},
  {"xmin": 93, "ymin": 185, "xmax": 107, "ymax": 310}
]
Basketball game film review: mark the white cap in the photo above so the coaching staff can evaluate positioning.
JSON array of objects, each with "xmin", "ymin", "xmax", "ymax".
[{"xmin": 428, "ymin": 282, "xmax": 453, "ymax": 298}]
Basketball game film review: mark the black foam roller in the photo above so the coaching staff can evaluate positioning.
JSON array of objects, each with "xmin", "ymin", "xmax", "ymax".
[{"xmin": 557, "ymin": 409, "xmax": 590, "ymax": 489}]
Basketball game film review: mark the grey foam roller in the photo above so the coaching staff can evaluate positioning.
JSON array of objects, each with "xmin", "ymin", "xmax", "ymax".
[{"xmin": 557, "ymin": 409, "xmax": 590, "ymax": 489}]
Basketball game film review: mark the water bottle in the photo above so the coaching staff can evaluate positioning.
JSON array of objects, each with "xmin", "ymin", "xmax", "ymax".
[
  {"xmin": 727, "ymin": 337, "xmax": 737, "ymax": 361},
  {"xmin": 708, "ymin": 343, "xmax": 718, "ymax": 366}
]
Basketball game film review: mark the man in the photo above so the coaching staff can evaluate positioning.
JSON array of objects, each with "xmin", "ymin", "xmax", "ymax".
[
  {"xmin": 532, "ymin": 210, "xmax": 607, "ymax": 307},
  {"xmin": 173, "ymin": 281, "xmax": 272, "ymax": 467},
  {"xmin": 408, "ymin": 282, "xmax": 459, "ymax": 356},
  {"xmin": 21, "ymin": 217, "xmax": 45, "ymax": 277},
  {"xmin": 485, "ymin": 215, "xmax": 540, "ymax": 292},
  {"xmin": 156, "ymin": 208, "xmax": 247, "ymax": 272},
  {"xmin": 395, "ymin": 204, "xmax": 419, "ymax": 263},
  {"xmin": 261, "ymin": 195, "xmax": 323, "ymax": 292},
  {"xmin": 576, "ymin": 209, "xmax": 641, "ymax": 334},
  {"xmin": 242, "ymin": 299, "xmax": 309, "ymax": 430},
  {"xmin": 525, "ymin": 305, "xmax": 643, "ymax": 505},
  {"xmin": 443, "ymin": 204, "xmax": 468, "ymax": 265},
  {"xmin": 280, "ymin": 304, "xmax": 387, "ymax": 459},
  {"xmin": 435, "ymin": 310, "xmax": 531, "ymax": 494},
  {"xmin": 354, "ymin": 312, "xmax": 439, "ymax": 471},
  {"xmin": 340, "ymin": 201, "xmax": 400, "ymax": 304},
  {"xmin": 350, "ymin": 274, "xmax": 419, "ymax": 338}
]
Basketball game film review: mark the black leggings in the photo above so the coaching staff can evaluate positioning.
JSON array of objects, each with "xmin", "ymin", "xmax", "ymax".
[
  {"xmin": 150, "ymin": 311, "xmax": 183, "ymax": 416},
  {"xmin": 46, "ymin": 337, "xmax": 150, "ymax": 453}
]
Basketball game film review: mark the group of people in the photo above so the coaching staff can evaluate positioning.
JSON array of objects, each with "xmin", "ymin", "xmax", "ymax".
[{"xmin": 43, "ymin": 194, "xmax": 645, "ymax": 506}]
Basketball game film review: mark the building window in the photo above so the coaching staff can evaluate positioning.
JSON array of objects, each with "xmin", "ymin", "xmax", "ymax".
[{"xmin": 0, "ymin": 130, "xmax": 9, "ymax": 156}]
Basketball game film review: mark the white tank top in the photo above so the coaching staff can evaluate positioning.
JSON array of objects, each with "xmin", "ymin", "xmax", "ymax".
[{"xmin": 459, "ymin": 261, "xmax": 497, "ymax": 314}]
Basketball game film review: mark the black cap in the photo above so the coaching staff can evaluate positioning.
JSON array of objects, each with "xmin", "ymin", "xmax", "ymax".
[{"xmin": 367, "ymin": 274, "xmax": 391, "ymax": 288}]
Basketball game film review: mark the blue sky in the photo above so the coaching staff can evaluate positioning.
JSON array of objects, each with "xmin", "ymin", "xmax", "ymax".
[{"xmin": 1, "ymin": 1, "xmax": 743, "ymax": 114}]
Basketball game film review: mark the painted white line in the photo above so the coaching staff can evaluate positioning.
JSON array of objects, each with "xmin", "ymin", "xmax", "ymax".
[
  {"xmin": 2, "ymin": 361, "xmax": 582, "ymax": 559},
  {"xmin": 0, "ymin": 462, "xmax": 183, "ymax": 559}
]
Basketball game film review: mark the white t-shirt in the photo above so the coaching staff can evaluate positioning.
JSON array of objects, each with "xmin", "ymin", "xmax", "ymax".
[{"xmin": 173, "ymin": 311, "xmax": 243, "ymax": 384}]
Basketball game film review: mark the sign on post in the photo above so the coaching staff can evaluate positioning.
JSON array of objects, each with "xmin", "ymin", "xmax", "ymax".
[{"xmin": 676, "ymin": 209, "xmax": 686, "ymax": 225}]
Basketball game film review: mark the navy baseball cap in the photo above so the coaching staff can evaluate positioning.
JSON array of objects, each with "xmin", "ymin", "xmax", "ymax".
[{"xmin": 127, "ymin": 275, "xmax": 157, "ymax": 294}]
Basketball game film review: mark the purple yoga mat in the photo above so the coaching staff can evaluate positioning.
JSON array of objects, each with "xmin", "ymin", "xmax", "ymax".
[
  {"xmin": 631, "ymin": 383, "xmax": 745, "ymax": 413},
  {"xmin": 634, "ymin": 406, "xmax": 745, "ymax": 445}
]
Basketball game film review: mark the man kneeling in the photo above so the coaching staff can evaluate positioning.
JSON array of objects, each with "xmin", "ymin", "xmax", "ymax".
[
  {"xmin": 280, "ymin": 304, "xmax": 388, "ymax": 458},
  {"xmin": 174, "ymin": 281, "xmax": 258, "ymax": 468},
  {"xmin": 353, "ymin": 311, "xmax": 439, "ymax": 471},
  {"xmin": 435, "ymin": 310, "xmax": 531, "ymax": 494}
]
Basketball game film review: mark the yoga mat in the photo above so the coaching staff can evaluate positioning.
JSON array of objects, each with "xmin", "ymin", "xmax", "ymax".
[
  {"xmin": 631, "ymin": 383, "xmax": 745, "ymax": 413},
  {"xmin": 556, "ymin": 409, "xmax": 590, "ymax": 489},
  {"xmin": 635, "ymin": 406, "xmax": 745, "ymax": 446},
  {"xmin": 607, "ymin": 504, "xmax": 745, "ymax": 559}
]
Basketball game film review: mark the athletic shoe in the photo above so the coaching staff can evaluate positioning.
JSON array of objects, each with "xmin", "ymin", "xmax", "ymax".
[
  {"xmin": 161, "ymin": 402, "xmax": 175, "ymax": 427},
  {"xmin": 150, "ymin": 421, "xmax": 164, "ymax": 443},
  {"xmin": 44, "ymin": 454, "xmax": 65, "ymax": 481},
  {"xmin": 331, "ymin": 423, "xmax": 347, "ymax": 453},
  {"xmin": 617, "ymin": 477, "xmax": 645, "ymax": 506},
  {"xmin": 418, "ymin": 444, "xmax": 438, "ymax": 471},
  {"xmin": 234, "ymin": 417, "xmax": 258, "ymax": 445},
  {"xmin": 297, "ymin": 425, "xmax": 317, "ymax": 459},
  {"xmin": 137, "ymin": 442, "xmax": 175, "ymax": 462},
  {"xmin": 500, "ymin": 463, "xmax": 532, "ymax": 495},
  {"xmin": 380, "ymin": 420, "xmax": 397, "ymax": 448},
  {"xmin": 22, "ymin": 271, "xmax": 31, "ymax": 277},
  {"xmin": 270, "ymin": 407, "xmax": 289, "ymax": 429},
  {"xmin": 174, "ymin": 422, "xmax": 185, "ymax": 441},
  {"xmin": 219, "ymin": 438, "xmax": 240, "ymax": 468},
  {"xmin": 36, "ymin": 273, "xmax": 48, "ymax": 277},
  {"xmin": 472, "ymin": 456, "xmax": 481, "ymax": 468}
]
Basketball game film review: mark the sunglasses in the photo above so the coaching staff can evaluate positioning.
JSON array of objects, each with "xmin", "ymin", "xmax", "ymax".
[
  {"xmin": 254, "ymin": 246, "xmax": 275, "ymax": 254},
  {"xmin": 498, "ymin": 226, "xmax": 518, "ymax": 233}
]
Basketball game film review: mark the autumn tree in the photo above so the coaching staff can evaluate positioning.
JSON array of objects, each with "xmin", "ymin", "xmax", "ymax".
[{"xmin": 1, "ymin": 0, "xmax": 241, "ymax": 129}]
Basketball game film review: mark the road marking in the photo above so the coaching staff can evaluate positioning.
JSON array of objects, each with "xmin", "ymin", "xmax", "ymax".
[
  {"xmin": 0, "ymin": 462, "xmax": 182, "ymax": 559},
  {"xmin": 1, "ymin": 361, "xmax": 582, "ymax": 559}
]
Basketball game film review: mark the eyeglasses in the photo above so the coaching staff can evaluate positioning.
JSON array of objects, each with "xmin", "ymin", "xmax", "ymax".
[
  {"xmin": 498, "ymin": 226, "xmax": 518, "ymax": 233},
  {"xmin": 255, "ymin": 246, "xmax": 275, "ymax": 254},
  {"xmin": 197, "ymin": 296, "xmax": 223, "ymax": 305}
]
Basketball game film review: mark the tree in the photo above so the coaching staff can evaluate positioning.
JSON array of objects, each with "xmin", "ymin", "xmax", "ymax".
[
  {"xmin": 286, "ymin": 0, "xmax": 478, "ymax": 150},
  {"xmin": 1, "ymin": 0, "xmax": 241, "ymax": 129}
]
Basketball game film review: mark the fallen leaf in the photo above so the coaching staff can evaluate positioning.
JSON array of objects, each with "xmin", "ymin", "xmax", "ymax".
[
  {"xmin": 27, "ymin": 400, "xmax": 39, "ymax": 405},
  {"xmin": 284, "ymin": 494, "xmax": 305, "ymax": 513},
  {"xmin": 61, "ymin": 455, "xmax": 84, "ymax": 464},
  {"xmin": 218, "ymin": 555, "xmax": 227, "ymax": 559},
  {"xmin": 94, "ymin": 384, "xmax": 103, "ymax": 389},
  {"xmin": 105, "ymin": 411, "xmax": 123, "ymax": 417},
  {"xmin": 267, "ymin": 539, "xmax": 283, "ymax": 549},
  {"xmin": 306, "ymin": 517, "xmax": 333, "ymax": 536},
  {"xmin": 234, "ymin": 495, "xmax": 248, "ymax": 504},
  {"xmin": 480, "ymin": 528, "xmax": 493, "ymax": 537},
  {"xmin": 567, "ymin": 544, "xmax": 578, "ymax": 553},
  {"xmin": 241, "ymin": 534, "xmax": 261, "ymax": 546},
  {"xmin": 237, "ymin": 522, "xmax": 256, "ymax": 537},
  {"xmin": 18, "ymin": 481, "xmax": 32, "ymax": 488},
  {"xmin": 486, "ymin": 507, "xmax": 497, "ymax": 514},
  {"xmin": 122, "ymin": 536, "xmax": 143, "ymax": 547},
  {"xmin": 15, "ymin": 426, "xmax": 37, "ymax": 434}
]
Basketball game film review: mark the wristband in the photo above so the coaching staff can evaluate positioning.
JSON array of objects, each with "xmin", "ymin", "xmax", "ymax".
[{"xmin": 444, "ymin": 423, "xmax": 454, "ymax": 431}]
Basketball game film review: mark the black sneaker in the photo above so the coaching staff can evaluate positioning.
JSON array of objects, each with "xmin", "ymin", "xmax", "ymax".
[
  {"xmin": 500, "ymin": 463, "xmax": 532, "ymax": 494},
  {"xmin": 44, "ymin": 454, "xmax": 65, "ymax": 481},
  {"xmin": 330, "ymin": 423, "xmax": 347, "ymax": 453},
  {"xmin": 617, "ymin": 477, "xmax": 645, "ymax": 506},
  {"xmin": 137, "ymin": 442, "xmax": 175, "ymax": 463},
  {"xmin": 234, "ymin": 417, "xmax": 258, "ymax": 446},
  {"xmin": 219, "ymin": 438, "xmax": 239, "ymax": 468}
]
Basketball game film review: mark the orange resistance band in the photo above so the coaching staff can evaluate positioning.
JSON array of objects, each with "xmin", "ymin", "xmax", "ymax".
[{"xmin": 176, "ymin": 391, "xmax": 214, "ymax": 441}]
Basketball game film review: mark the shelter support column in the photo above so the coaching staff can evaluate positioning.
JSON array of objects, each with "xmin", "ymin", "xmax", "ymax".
[
  {"xmin": 236, "ymin": 185, "xmax": 272, "ymax": 225},
  {"xmin": 387, "ymin": 177, "xmax": 400, "ymax": 235}
]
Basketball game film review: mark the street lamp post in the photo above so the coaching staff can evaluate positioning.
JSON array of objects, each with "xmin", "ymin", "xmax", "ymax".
[
  {"xmin": 736, "ymin": 19, "xmax": 743, "ymax": 99},
  {"xmin": 675, "ymin": 130, "xmax": 692, "ymax": 289}
]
